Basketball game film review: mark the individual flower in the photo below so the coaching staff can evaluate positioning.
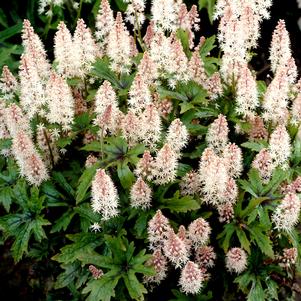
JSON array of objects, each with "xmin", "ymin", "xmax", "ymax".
[
  {"xmin": 89, "ymin": 265, "xmax": 103, "ymax": 279},
  {"xmin": 165, "ymin": 118, "xmax": 189, "ymax": 153},
  {"xmin": 91, "ymin": 169, "xmax": 119, "ymax": 220},
  {"xmin": 163, "ymin": 229, "xmax": 189, "ymax": 268},
  {"xmin": 90, "ymin": 222, "xmax": 101, "ymax": 232},
  {"xmin": 206, "ymin": 114, "xmax": 229, "ymax": 152},
  {"xmin": 144, "ymin": 248, "xmax": 168, "ymax": 284},
  {"xmin": 179, "ymin": 261, "xmax": 204, "ymax": 295},
  {"xmin": 152, "ymin": 143, "xmax": 178, "ymax": 185},
  {"xmin": 180, "ymin": 170, "xmax": 201, "ymax": 196},
  {"xmin": 188, "ymin": 218, "xmax": 211, "ymax": 247},
  {"xmin": 225, "ymin": 247, "xmax": 247, "ymax": 274},
  {"xmin": 147, "ymin": 209, "xmax": 171, "ymax": 250},
  {"xmin": 269, "ymin": 125, "xmax": 291, "ymax": 168},
  {"xmin": 272, "ymin": 193, "xmax": 300, "ymax": 232},
  {"xmin": 45, "ymin": 72, "xmax": 74, "ymax": 130},
  {"xmin": 195, "ymin": 246, "xmax": 216, "ymax": 269},
  {"xmin": 130, "ymin": 177, "xmax": 152, "ymax": 209}
]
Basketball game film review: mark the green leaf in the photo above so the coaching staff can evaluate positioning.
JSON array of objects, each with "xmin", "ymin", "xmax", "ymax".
[
  {"xmin": 76, "ymin": 163, "xmax": 100, "ymax": 204},
  {"xmin": 0, "ymin": 23, "xmax": 22, "ymax": 42},
  {"xmin": 52, "ymin": 171, "xmax": 75, "ymax": 197},
  {"xmin": 81, "ymin": 141, "xmax": 103, "ymax": 152},
  {"xmin": 176, "ymin": 29, "xmax": 190, "ymax": 57},
  {"xmin": 160, "ymin": 191, "xmax": 200, "ymax": 213},
  {"xmin": 247, "ymin": 279, "xmax": 265, "ymax": 301},
  {"xmin": 117, "ymin": 162, "xmax": 135, "ymax": 189},
  {"xmin": 0, "ymin": 186, "xmax": 13, "ymax": 212},
  {"xmin": 217, "ymin": 223, "xmax": 236, "ymax": 252},
  {"xmin": 199, "ymin": 35, "xmax": 216, "ymax": 57},
  {"xmin": 123, "ymin": 271, "xmax": 147, "ymax": 300},
  {"xmin": 248, "ymin": 226, "xmax": 274, "ymax": 258},
  {"xmin": 262, "ymin": 168, "xmax": 287, "ymax": 196},
  {"xmin": 83, "ymin": 269, "xmax": 121, "ymax": 301},
  {"xmin": 240, "ymin": 197, "xmax": 269, "ymax": 218},
  {"xmin": 53, "ymin": 233, "xmax": 102, "ymax": 264},
  {"xmin": 241, "ymin": 141, "xmax": 267, "ymax": 152},
  {"xmin": 54, "ymin": 262, "xmax": 82, "ymax": 290},
  {"xmin": 51, "ymin": 209, "xmax": 76, "ymax": 233},
  {"xmin": 236, "ymin": 228, "xmax": 251, "ymax": 254}
]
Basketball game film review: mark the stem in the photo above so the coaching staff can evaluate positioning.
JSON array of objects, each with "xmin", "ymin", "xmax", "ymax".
[
  {"xmin": 43, "ymin": 129, "xmax": 55, "ymax": 169},
  {"xmin": 44, "ymin": 4, "xmax": 53, "ymax": 39},
  {"xmin": 75, "ymin": 0, "xmax": 84, "ymax": 26},
  {"xmin": 100, "ymin": 127, "xmax": 104, "ymax": 160}
]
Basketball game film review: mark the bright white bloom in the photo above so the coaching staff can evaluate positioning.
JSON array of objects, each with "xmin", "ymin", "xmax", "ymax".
[
  {"xmin": 54, "ymin": 21, "xmax": 75, "ymax": 77},
  {"xmin": 270, "ymin": 20, "xmax": 292, "ymax": 73},
  {"xmin": 179, "ymin": 261, "xmax": 203, "ymax": 295},
  {"xmin": 19, "ymin": 54, "xmax": 46, "ymax": 119},
  {"xmin": 188, "ymin": 218, "xmax": 211, "ymax": 247},
  {"xmin": 166, "ymin": 118, "xmax": 189, "ymax": 153},
  {"xmin": 226, "ymin": 247, "xmax": 247, "ymax": 274},
  {"xmin": 73, "ymin": 19, "xmax": 100, "ymax": 77},
  {"xmin": 125, "ymin": 0, "xmax": 146, "ymax": 30},
  {"xmin": 91, "ymin": 169, "xmax": 119, "ymax": 220},
  {"xmin": 272, "ymin": 193, "xmax": 300, "ymax": 232},
  {"xmin": 291, "ymin": 93, "xmax": 301, "ymax": 125},
  {"xmin": 46, "ymin": 72, "xmax": 74, "ymax": 130},
  {"xmin": 107, "ymin": 12, "xmax": 133, "ymax": 74},
  {"xmin": 152, "ymin": 143, "xmax": 178, "ymax": 185},
  {"xmin": 147, "ymin": 210, "xmax": 171, "ymax": 250},
  {"xmin": 38, "ymin": 0, "xmax": 66, "ymax": 15},
  {"xmin": 90, "ymin": 222, "xmax": 101, "ymax": 232},
  {"xmin": 0, "ymin": 66, "xmax": 18, "ymax": 100},
  {"xmin": 223, "ymin": 143, "xmax": 243, "ymax": 178},
  {"xmin": 163, "ymin": 228, "xmax": 189, "ymax": 268},
  {"xmin": 95, "ymin": 0, "xmax": 114, "ymax": 43},
  {"xmin": 151, "ymin": 0, "xmax": 181, "ymax": 32},
  {"xmin": 206, "ymin": 114, "xmax": 229, "ymax": 152},
  {"xmin": 269, "ymin": 125, "xmax": 291, "ymax": 168},
  {"xmin": 235, "ymin": 63, "xmax": 259, "ymax": 117},
  {"xmin": 128, "ymin": 74, "xmax": 152, "ymax": 112},
  {"xmin": 130, "ymin": 177, "xmax": 152, "ymax": 209}
]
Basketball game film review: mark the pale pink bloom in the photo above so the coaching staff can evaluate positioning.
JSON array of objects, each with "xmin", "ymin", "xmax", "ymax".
[
  {"xmin": 36, "ymin": 124, "xmax": 60, "ymax": 166},
  {"xmin": 235, "ymin": 63, "xmax": 259, "ymax": 117},
  {"xmin": 223, "ymin": 143, "xmax": 243, "ymax": 178},
  {"xmin": 124, "ymin": 0, "xmax": 146, "ymax": 30},
  {"xmin": 151, "ymin": 0, "xmax": 181, "ymax": 32},
  {"xmin": 248, "ymin": 116, "xmax": 268, "ymax": 140},
  {"xmin": 179, "ymin": 261, "xmax": 204, "ymax": 294},
  {"xmin": 199, "ymin": 147, "xmax": 229, "ymax": 205},
  {"xmin": 205, "ymin": 72, "xmax": 223, "ymax": 100},
  {"xmin": 45, "ymin": 72, "xmax": 74, "ymax": 130},
  {"xmin": 144, "ymin": 248, "xmax": 168, "ymax": 284},
  {"xmin": 107, "ymin": 12, "xmax": 132, "ymax": 74},
  {"xmin": 139, "ymin": 104, "xmax": 162, "ymax": 149},
  {"xmin": 178, "ymin": 4, "xmax": 200, "ymax": 48},
  {"xmin": 281, "ymin": 176, "xmax": 301, "ymax": 195},
  {"xmin": 177, "ymin": 225, "xmax": 192, "ymax": 253},
  {"xmin": 152, "ymin": 143, "xmax": 178, "ymax": 185},
  {"xmin": 188, "ymin": 50, "xmax": 207, "ymax": 86},
  {"xmin": 226, "ymin": 247, "xmax": 247, "ymax": 274},
  {"xmin": 89, "ymin": 265, "xmax": 103, "ymax": 279},
  {"xmin": 22, "ymin": 19, "xmax": 50, "ymax": 79},
  {"xmin": 272, "ymin": 193, "xmax": 300, "ymax": 232},
  {"xmin": 121, "ymin": 110, "xmax": 141, "ymax": 146},
  {"xmin": 130, "ymin": 177, "xmax": 152, "ymax": 209},
  {"xmin": 95, "ymin": 0, "xmax": 114, "ymax": 42},
  {"xmin": 180, "ymin": 170, "xmax": 201, "ymax": 196},
  {"xmin": 94, "ymin": 80, "xmax": 119, "ymax": 133},
  {"xmin": 137, "ymin": 52, "xmax": 158, "ymax": 84},
  {"xmin": 143, "ymin": 21, "xmax": 155, "ymax": 48},
  {"xmin": 148, "ymin": 210, "xmax": 171, "ymax": 250},
  {"xmin": 128, "ymin": 74, "xmax": 152, "ymax": 112},
  {"xmin": 91, "ymin": 169, "xmax": 119, "ymax": 220},
  {"xmin": 188, "ymin": 218, "xmax": 211, "ymax": 247},
  {"xmin": 85, "ymin": 154, "xmax": 98, "ymax": 168},
  {"xmin": 19, "ymin": 54, "xmax": 46, "ymax": 119},
  {"xmin": 269, "ymin": 125, "xmax": 291, "ymax": 168},
  {"xmin": 278, "ymin": 248, "xmax": 298, "ymax": 268},
  {"xmin": 291, "ymin": 93, "xmax": 301, "ymax": 125},
  {"xmin": 220, "ymin": 178, "xmax": 238, "ymax": 205},
  {"xmin": 252, "ymin": 148, "xmax": 274, "ymax": 183},
  {"xmin": 135, "ymin": 150, "xmax": 155, "ymax": 181},
  {"xmin": 156, "ymin": 98, "xmax": 173, "ymax": 118},
  {"xmin": 270, "ymin": 20, "xmax": 292, "ymax": 73},
  {"xmin": 217, "ymin": 202, "xmax": 234, "ymax": 223},
  {"xmin": 0, "ymin": 102, "xmax": 10, "ymax": 143},
  {"xmin": 5, "ymin": 103, "xmax": 31, "ymax": 137},
  {"xmin": 12, "ymin": 130, "xmax": 48, "ymax": 185},
  {"xmin": 195, "ymin": 246, "xmax": 216, "ymax": 269},
  {"xmin": 163, "ymin": 228, "xmax": 189, "ymax": 268},
  {"xmin": 0, "ymin": 66, "xmax": 18, "ymax": 100},
  {"xmin": 54, "ymin": 21, "xmax": 75, "ymax": 77},
  {"xmin": 73, "ymin": 19, "xmax": 100, "ymax": 77},
  {"xmin": 206, "ymin": 114, "xmax": 229, "ymax": 152},
  {"xmin": 166, "ymin": 118, "xmax": 189, "ymax": 153}
]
